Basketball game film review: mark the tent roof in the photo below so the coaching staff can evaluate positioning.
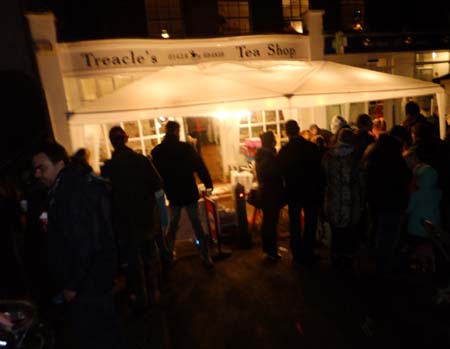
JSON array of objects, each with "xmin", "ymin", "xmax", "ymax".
[{"xmin": 70, "ymin": 60, "xmax": 444, "ymax": 125}]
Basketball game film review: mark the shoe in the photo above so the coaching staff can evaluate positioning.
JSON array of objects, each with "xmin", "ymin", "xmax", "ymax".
[{"xmin": 267, "ymin": 253, "xmax": 282, "ymax": 261}]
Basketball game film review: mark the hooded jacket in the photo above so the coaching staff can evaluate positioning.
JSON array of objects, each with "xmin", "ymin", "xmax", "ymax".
[{"xmin": 407, "ymin": 164, "xmax": 442, "ymax": 238}]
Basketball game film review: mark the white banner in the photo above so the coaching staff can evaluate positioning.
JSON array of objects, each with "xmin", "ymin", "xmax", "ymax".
[{"xmin": 58, "ymin": 35, "xmax": 310, "ymax": 74}]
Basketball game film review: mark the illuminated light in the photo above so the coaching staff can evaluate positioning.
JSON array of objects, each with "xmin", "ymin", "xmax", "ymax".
[
  {"xmin": 352, "ymin": 23, "xmax": 364, "ymax": 31},
  {"xmin": 213, "ymin": 110, "xmax": 229, "ymax": 120},
  {"xmin": 236, "ymin": 110, "xmax": 251, "ymax": 119},
  {"xmin": 156, "ymin": 122, "xmax": 161, "ymax": 129},
  {"xmin": 161, "ymin": 29, "xmax": 170, "ymax": 39},
  {"xmin": 265, "ymin": 99, "xmax": 275, "ymax": 108},
  {"xmin": 432, "ymin": 52, "xmax": 437, "ymax": 59},
  {"xmin": 290, "ymin": 21, "xmax": 303, "ymax": 34},
  {"xmin": 0, "ymin": 341, "xmax": 7, "ymax": 347},
  {"xmin": 239, "ymin": 193, "xmax": 245, "ymax": 198}
]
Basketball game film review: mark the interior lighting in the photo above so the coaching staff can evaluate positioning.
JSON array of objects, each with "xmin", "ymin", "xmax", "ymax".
[
  {"xmin": 236, "ymin": 110, "xmax": 251, "ymax": 119},
  {"xmin": 213, "ymin": 110, "xmax": 229, "ymax": 120},
  {"xmin": 161, "ymin": 29, "xmax": 170, "ymax": 39},
  {"xmin": 432, "ymin": 52, "xmax": 437, "ymax": 59},
  {"xmin": 290, "ymin": 21, "xmax": 303, "ymax": 34}
]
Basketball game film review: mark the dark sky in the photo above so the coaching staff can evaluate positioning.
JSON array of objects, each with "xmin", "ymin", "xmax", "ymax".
[
  {"xmin": 312, "ymin": 0, "xmax": 450, "ymax": 33},
  {"xmin": 24, "ymin": 0, "xmax": 450, "ymax": 41}
]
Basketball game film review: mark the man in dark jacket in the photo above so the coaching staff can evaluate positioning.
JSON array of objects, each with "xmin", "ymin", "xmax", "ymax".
[
  {"xmin": 278, "ymin": 120, "xmax": 322, "ymax": 265},
  {"xmin": 101, "ymin": 126, "xmax": 163, "ymax": 309},
  {"xmin": 151, "ymin": 121, "xmax": 214, "ymax": 269},
  {"xmin": 32, "ymin": 142, "xmax": 123, "ymax": 349}
]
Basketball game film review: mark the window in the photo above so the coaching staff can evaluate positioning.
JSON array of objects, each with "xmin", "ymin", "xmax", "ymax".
[
  {"xmin": 100, "ymin": 118, "xmax": 167, "ymax": 161},
  {"xmin": 218, "ymin": 1, "xmax": 250, "ymax": 35},
  {"xmin": 239, "ymin": 110, "xmax": 285, "ymax": 143},
  {"xmin": 145, "ymin": 0, "xmax": 185, "ymax": 38},
  {"xmin": 282, "ymin": 0, "xmax": 308, "ymax": 33}
]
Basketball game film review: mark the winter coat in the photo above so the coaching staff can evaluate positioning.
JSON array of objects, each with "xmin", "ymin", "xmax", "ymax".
[
  {"xmin": 365, "ymin": 135, "xmax": 412, "ymax": 212},
  {"xmin": 151, "ymin": 139, "xmax": 212, "ymax": 206},
  {"xmin": 255, "ymin": 147, "xmax": 284, "ymax": 210},
  {"xmin": 407, "ymin": 164, "xmax": 442, "ymax": 238},
  {"xmin": 47, "ymin": 167, "xmax": 116, "ymax": 297},
  {"xmin": 278, "ymin": 136, "xmax": 322, "ymax": 206},
  {"xmin": 322, "ymin": 144, "xmax": 360, "ymax": 228},
  {"xmin": 101, "ymin": 145, "xmax": 162, "ymax": 241}
]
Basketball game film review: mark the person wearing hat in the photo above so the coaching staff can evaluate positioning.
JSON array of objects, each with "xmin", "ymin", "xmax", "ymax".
[{"xmin": 278, "ymin": 120, "xmax": 322, "ymax": 266}]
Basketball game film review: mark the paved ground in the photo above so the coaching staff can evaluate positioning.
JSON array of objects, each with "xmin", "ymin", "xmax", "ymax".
[
  {"xmin": 120, "ymin": 229, "xmax": 450, "ymax": 349},
  {"xmin": 46, "ymin": 199, "xmax": 450, "ymax": 349}
]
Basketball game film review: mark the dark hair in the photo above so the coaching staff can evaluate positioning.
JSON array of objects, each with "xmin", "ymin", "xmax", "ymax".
[
  {"xmin": 259, "ymin": 131, "xmax": 276, "ymax": 148},
  {"xmin": 165, "ymin": 121, "xmax": 180, "ymax": 134},
  {"xmin": 405, "ymin": 101, "xmax": 420, "ymax": 116},
  {"xmin": 356, "ymin": 113, "xmax": 372, "ymax": 130},
  {"xmin": 412, "ymin": 122, "xmax": 433, "ymax": 142},
  {"xmin": 389, "ymin": 125, "xmax": 409, "ymax": 145},
  {"xmin": 337, "ymin": 127, "xmax": 355, "ymax": 145},
  {"xmin": 32, "ymin": 141, "xmax": 69, "ymax": 165},
  {"xmin": 164, "ymin": 121, "xmax": 181, "ymax": 141},
  {"xmin": 109, "ymin": 126, "xmax": 127, "ymax": 146},
  {"xmin": 285, "ymin": 119, "xmax": 300, "ymax": 137}
]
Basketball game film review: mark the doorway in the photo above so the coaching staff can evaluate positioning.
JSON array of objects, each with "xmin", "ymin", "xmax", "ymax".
[{"xmin": 184, "ymin": 117, "xmax": 224, "ymax": 183}]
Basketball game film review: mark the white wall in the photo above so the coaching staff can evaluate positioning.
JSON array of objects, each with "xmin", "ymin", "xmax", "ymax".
[{"xmin": 27, "ymin": 13, "xmax": 72, "ymax": 151}]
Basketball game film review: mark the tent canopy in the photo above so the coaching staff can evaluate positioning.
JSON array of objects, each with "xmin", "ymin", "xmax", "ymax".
[{"xmin": 71, "ymin": 60, "xmax": 444, "ymax": 126}]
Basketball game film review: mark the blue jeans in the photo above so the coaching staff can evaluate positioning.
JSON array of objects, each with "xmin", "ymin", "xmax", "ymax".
[
  {"xmin": 288, "ymin": 202, "xmax": 318, "ymax": 263},
  {"xmin": 167, "ymin": 202, "xmax": 209, "ymax": 258}
]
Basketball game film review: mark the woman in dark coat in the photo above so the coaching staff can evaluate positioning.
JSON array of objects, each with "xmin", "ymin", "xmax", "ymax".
[{"xmin": 255, "ymin": 131, "xmax": 284, "ymax": 260}]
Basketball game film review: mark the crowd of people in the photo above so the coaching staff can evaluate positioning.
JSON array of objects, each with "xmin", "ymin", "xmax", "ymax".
[
  {"xmin": 0, "ymin": 120, "xmax": 214, "ymax": 348},
  {"xmin": 255, "ymin": 101, "xmax": 450, "ymax": 276},
  {"xmin": 1, "ymin": 101, "xmax": 449, "ymax": 348}
]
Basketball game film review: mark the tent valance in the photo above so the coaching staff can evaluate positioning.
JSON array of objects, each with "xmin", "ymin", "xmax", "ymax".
[{"xmin": 70, "ymin": 60, "xmax": 445, "ymax": 136}]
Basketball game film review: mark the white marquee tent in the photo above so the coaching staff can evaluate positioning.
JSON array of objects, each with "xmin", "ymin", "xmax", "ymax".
[{"xmin": 70, "ymin": 60, "xmax": 447, "ymax": 138}]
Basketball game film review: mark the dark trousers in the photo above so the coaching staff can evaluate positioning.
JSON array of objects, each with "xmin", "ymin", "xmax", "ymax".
[
  {"xmin": 331, "ymin": 225, "xmax": 357, "ymax": 258},
  {"xmin": 119, "ymin": 238, "xmax": 159, "ymax": 307},
  {"xmin": 261, "ymin": 207, "xmax": 280, "ymax": 256},
  {"xmin": 66, "ymin": 292, "xmax": 125, "ymax": 349},
  {"xmin": 288, "ymin": 202, "xmax": 318, "ymax": 263},
  {"xmin": 375, "ymin": 209, "xmax": 403, "ymax": 274}
]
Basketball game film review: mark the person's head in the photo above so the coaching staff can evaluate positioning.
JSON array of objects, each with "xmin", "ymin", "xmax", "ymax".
[
  {"xmin": 109, "ymin": 126, "xmax": 128, "ymax": 148},
  {"xmin": 300, "ymin": 129, "xmax": 312, "ymax": 141},
  {"xmin": 411, "ymin": 122, "xmax": 433, "ymax": 144},
  {"xmin": 336, "ymin": 127, "xmax": 355, "ymax": 146},
  {"xmin": 285, "ymin": 119, "xmax": 300, "ymax": 138},
  {"xmin": 389, "ymin": 125, "xmax": 409, "ymax": 148},
  {"xmin": 259, "ymin": 131, "xmax": 276, "ymax": 149},
  {"xmin": 72, "ymin": 148, "xmax": 90, "ymax": 163},
  {"xmin": 311, "ymin": 134, "xmax": 325, "ymax": 149},
  {"xmin": 330, "ymin": 115, "xmax": 349, "ymax": 134},
  {"xmin": 32, "ymin": 142, "xmax": 69, "ymax": 187},
  {"xmin": 164, "ymin": 121, "xmax": 181, "ymax": 141},
  {"xmin": 356, "ymin": 113, "xmax": 373, "ymax": 132},
  {"xmin": 309, "ymin": 124, "xmax": 320, "ymax": 136},
  {"xmin": 372, "ymin": 118, "xmax": 387, "ymax": 139},
  {"xmin": 405, "ymin": 101, "xmax": 420, "ymax": 117}
]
